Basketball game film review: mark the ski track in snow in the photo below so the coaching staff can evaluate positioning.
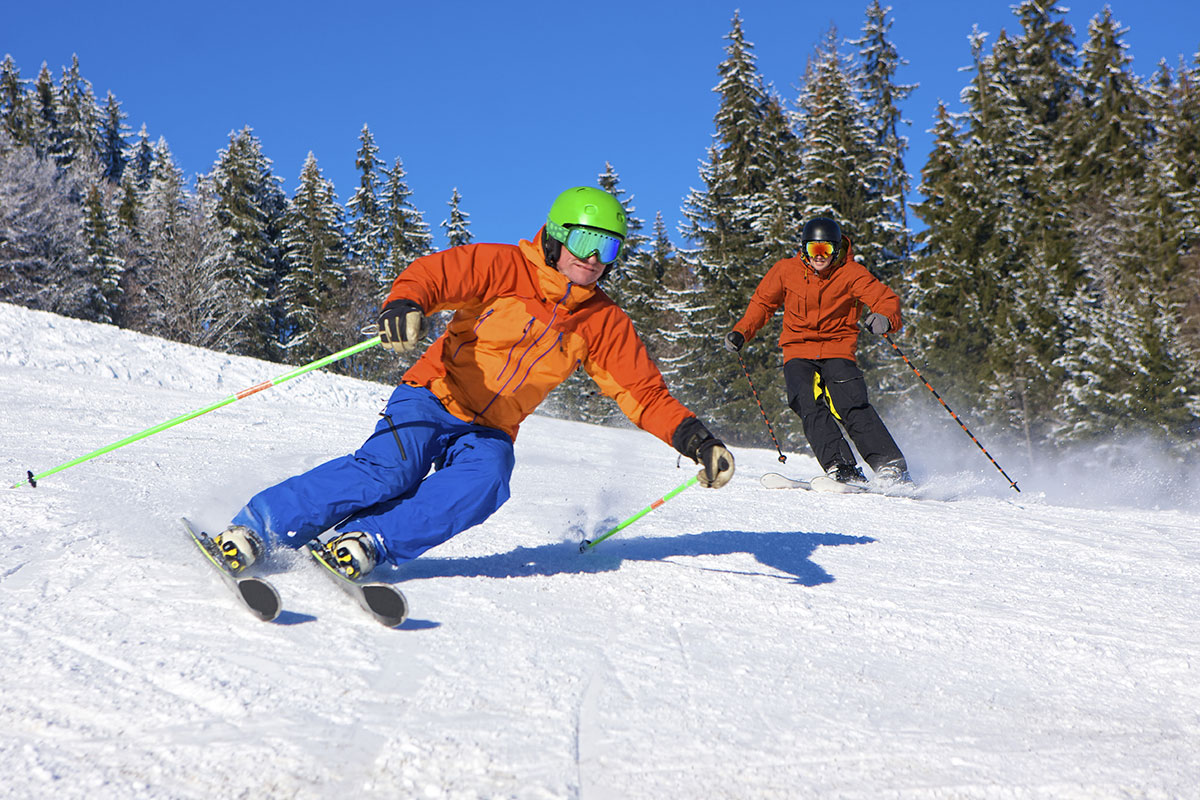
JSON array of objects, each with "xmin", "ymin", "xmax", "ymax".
[{"xmin": 1, "ymin": 303, "xmax": 1198, "ymax": 799}]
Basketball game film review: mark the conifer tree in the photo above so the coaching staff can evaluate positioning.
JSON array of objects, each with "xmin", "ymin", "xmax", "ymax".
[
  {"xmin": 1167, "ymin": 52, "xmax": 1200, "ymax": 243},
  {"xmin": 80, "ymin": 178, "xmax": 124, "ymax": 322},
  {"xmin": 125, "ymin": 125, "xmax": 154, "ymax": 190},
  {"xmin": 907, "ymin": 100, "xmax": 996, "ymax": 395},
  {"xmin": 440, "ymin": 187, "xmax": 472, "ymax": 247},
  {"xmin": 1058, "ymin": 9, "xmax": 1150, "ymax": 196},
  {"xmin": 97, "ymin": 92, "xmax": 129, "ymax": 185},
  {"xmin": 639, "ymin": 211, "xmax": 692, "ymax": 365},
  {"xmin": 1130, "ymin": 53, "xmax": 1200, "ymax": 447},
  {"xmin": 380, "ymin": 156, "xmax": 431, "ymax": 282},
  {"xmin": 1155, "ymin": 52, "xmax": 1200, "ymax": 359},
  {"xmin": 55, "ymin": 56, "xmax": 99, "ymax": 171},
  {"xmin": 678, "ymin": 12, "xmax": 795, "ymax": 442},
  {"xmin": 906, "ymin": 24, "xmax": 1052, "ymax": 452},
  {"xmin": 0, "ymin": 55, "xmax": 32, "ymax": 146},
  {"xmin": 992, "ymin": 5, "xmax": 1083, "ymax": 452},
  {"xmin": 612, "ymin": 204, "xmax": 662, "ymax": 357},
  {"xmin": 596, "ymin": 162, "xmax": 646, "ymax": 304},
  {"xmin": 919, "ymin": 8, "xmax": 1078, "ymax": 457},
  {"xmin": 117, "ymin": 137, "xmax": 189, "ymax": 334},
  {"xmin": 279, "ymin": 152, "xmax": 349, "ymax": 364},
  {"xmin": 206, "ymin": 126, "xmax": 288, "ymax": 358},
  {"xmin": 849, "ymin": 0, "xmax": 916, "ymax": 280},
  {"xmin": 346, "ymin": 124, "xmax": 388, "ymax": 274},
  {"xmin": 116, "ymin": 125, "xmax": 154, "ymax": 233},
  {"xmin": 655, "ymin": 251, "xmax": 710, "ymax": 410},
  {"xmin": 793, "ymin": 26, "xmax": 884, "ymax": 263},
  {"xmin": 1053, "ymin": 189, "xmax": 1199, "ymax": 448},
  {"xmin": 1048, "ymin": 10, "xmax": 1193, "ymax": 448},
  {"xmin": 29, "ymin": 63, "xmax": 62, "ymax": 161},
  {"xmin": 749, "ymin": 98, "xmax": 803, "ymax": 266}
]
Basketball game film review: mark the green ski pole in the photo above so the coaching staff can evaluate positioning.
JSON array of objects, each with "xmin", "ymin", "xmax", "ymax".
[
  {"xmin": 12, "ymin": 335, "xmax": 382, "ymax": 489},
  {"xmin": 579, "ymin": 474, "xmax": 700, "ymax": 553}
]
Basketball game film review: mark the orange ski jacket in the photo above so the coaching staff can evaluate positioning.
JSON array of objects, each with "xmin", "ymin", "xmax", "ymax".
[
  {"xmin": 731, "ymin": 237, "xmax": 902, "ymax": 362},
  {"xmin": 385, "ymin": 231, "xmax": 694, "ymax": 444}
]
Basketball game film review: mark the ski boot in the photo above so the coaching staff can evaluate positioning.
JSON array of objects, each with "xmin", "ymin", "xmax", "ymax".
[
  {"xmin": 213, "ymin": 525, "xmax": 264, "ymax": 574},
  {"xmin": 325, "ymin": 532, "xmax": 378, "ymax": 580},
  {"xmin": 828, "ymin": 462, "xmax": 868, "ymax": 485},
  {"xmin": 874, "ymin": 461, "xmax": 913, "ymax": 486}
]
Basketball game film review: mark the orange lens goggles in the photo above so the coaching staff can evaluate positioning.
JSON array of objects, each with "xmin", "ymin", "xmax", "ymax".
[{"xmin": 804, "ymin": 241, "xmax": 836, "ymax": 260}]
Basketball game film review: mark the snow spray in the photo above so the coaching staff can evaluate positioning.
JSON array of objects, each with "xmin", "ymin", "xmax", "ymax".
[{"xmin": 579, "ymin": 475, "xmax": 700, "ymax": 552}]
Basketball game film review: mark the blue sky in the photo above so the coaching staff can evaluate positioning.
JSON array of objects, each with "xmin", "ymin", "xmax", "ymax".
[{"xmin": 6, "ymin": 1, "xmax": 1199, "ymax": 250}]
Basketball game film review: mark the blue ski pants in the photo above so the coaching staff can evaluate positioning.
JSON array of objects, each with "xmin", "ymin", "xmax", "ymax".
[{"xmin": 232, "ymin": 384, "xmax": 515, "ymax": 566}]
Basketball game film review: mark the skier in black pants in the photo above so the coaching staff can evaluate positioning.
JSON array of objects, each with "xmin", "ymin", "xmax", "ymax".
[{"xmin": 725, "ymin": 216, "xmax": 910, "ymax": 485}]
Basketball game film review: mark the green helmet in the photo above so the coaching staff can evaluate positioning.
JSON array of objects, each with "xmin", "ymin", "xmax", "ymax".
[{"xmin": 546, "ymin": 186, "xmax": 628, "ymax": 243}]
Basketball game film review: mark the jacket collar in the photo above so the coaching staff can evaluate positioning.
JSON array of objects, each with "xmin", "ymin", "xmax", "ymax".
[{"xmin": 519, "ymin": 228, "xmax": 597, "ymax": 310}]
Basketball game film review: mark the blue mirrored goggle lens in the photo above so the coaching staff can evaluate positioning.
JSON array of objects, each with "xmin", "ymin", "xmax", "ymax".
[{"xmin": 564, "ymin": 227, "xmax": 623, "ymax": 264}]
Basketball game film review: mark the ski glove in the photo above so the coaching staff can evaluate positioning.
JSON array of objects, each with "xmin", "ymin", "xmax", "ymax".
[
  {"xmin": 378, "ymin": 299, "xmax": 424, "ymax": 353},
  {"xmin": 860, "ymin": 312, "xmax": 891, "ymax": 335},
  {"xmin": 672, "ymin": 417, "xmax": 736, "ymax": 489},
  {"xmin": 724, "ymin": 330, "xmax": 745, "ymax": 352}
]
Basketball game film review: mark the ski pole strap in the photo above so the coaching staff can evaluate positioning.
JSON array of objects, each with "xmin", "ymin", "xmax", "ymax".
[
  {"xmin": 10, "ymin": 335, "xmax": 383, "ymax": 489},
  {"xmin": 884, "ymin": 334, "xmax": 1021, "ymax": 493},
  {"xmin": 579, "ymin": 475, "xmax": 700, "ymax": 552},
  {"xmin": 736, "ymin": 350, "xmax": 787, "ymax": 463}
]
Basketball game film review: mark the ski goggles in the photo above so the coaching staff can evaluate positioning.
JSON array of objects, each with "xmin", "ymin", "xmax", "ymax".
[
  {"xmin": 804, "ymin": 240, "xmax": 837, "ymax": 260},
  {"xmin": 563, "ymin": 226, "xmax": 623, "ymax": 264}
]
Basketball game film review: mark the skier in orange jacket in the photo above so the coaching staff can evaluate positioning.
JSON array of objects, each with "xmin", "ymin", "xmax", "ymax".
[
  {"xmin": 726, "ymin": 216, "xmax": 909, "ymax": 486},
  {"xmin": 216, "ymin": 187, "xmax": 735, "ymax": 578}
]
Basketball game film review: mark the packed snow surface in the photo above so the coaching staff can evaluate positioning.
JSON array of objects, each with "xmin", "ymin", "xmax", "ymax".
[{"xmin": 1, "ymin": 302, "xmax": 1197, "ymax": 799}]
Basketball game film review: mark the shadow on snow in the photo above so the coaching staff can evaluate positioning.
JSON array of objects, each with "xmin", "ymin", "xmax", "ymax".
[{"xmin": 386, "ymin": 528, "xmax": 875, "ymax": 588}]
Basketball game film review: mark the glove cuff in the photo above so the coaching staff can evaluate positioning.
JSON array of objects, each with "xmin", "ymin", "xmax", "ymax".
[
  {"xmin": 382, "ymin": 298, "xmax": 423, "ymax": 315},
  {"xmin": 672, "ymin": 417, "xmax": 715, "ymax": 463}
]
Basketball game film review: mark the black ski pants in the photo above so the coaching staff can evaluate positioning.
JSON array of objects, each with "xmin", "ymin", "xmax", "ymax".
[{"xmin": 784, "ymin": 357, "xmax": 905, "ymax": 473}]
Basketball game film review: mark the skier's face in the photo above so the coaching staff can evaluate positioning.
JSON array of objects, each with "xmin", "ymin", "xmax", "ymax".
[
  {"xmin": 808, "ymin": 251, "xmax": 834, "ymax": 272},
  {"xmin": 556, "ymin": 247, "xmax": 606, "ymax": 286},
  {"xmin": 804, "ymin": 239, "xmax": 836, "ymax": 272}
]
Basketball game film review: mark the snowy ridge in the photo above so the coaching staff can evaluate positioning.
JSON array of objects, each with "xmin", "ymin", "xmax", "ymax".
[{"xmin": 1, "ymin": 302, "xmax": 1198, "ymax": 798}]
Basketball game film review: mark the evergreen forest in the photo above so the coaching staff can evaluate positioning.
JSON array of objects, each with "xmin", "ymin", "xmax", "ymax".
[{"xmin": 2, "ymin": 1, "xmax": 1198, "ymax": 469}]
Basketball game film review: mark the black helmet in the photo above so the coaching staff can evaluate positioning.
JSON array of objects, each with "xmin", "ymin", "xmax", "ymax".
[
  {"xmin": 800, "ymin": 217, "xmax": 843, "ymax": 265},
  {"xmin": 801, "ymin": 217, "xmax": 841, "ymax": 245}
]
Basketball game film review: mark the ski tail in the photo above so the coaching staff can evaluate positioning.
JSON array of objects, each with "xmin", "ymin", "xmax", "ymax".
[
  {"xmin": 306, "ymin": 541, "xmax": 408, "ymax": 628},
  {"xmin": 183, "ymin": 517, "xmax": 281, "ymax": 622}
]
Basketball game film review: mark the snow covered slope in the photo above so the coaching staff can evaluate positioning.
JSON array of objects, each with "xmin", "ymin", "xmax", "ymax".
[{"xmin": 2, "ymin": 302, "xmax": 1197, "ymax": 798}]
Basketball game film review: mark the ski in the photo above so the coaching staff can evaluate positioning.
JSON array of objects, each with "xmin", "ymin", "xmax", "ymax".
[
  {"xmin": 760, "ymin": 472, "xmax": 944, "ymax": 500},
  {"xmin": 306, "ymin": 542, "xmax": 409, "ymax": 628},
  {"xmin": 760, "ymin": 472, "xmax": 869, "ymax": 493},
  {"xmin": 182, "ymin": 517, "xmax": 281, "ymax": 622}
]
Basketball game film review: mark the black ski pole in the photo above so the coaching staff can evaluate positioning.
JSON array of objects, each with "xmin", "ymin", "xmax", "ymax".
[
  {"xmin": 735, "ymin": 350, "xmax": 787, "ymax": 463},
  {"xmin": 883, "ymin": 334, "xmax": 1020, "ymax": 493}
]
